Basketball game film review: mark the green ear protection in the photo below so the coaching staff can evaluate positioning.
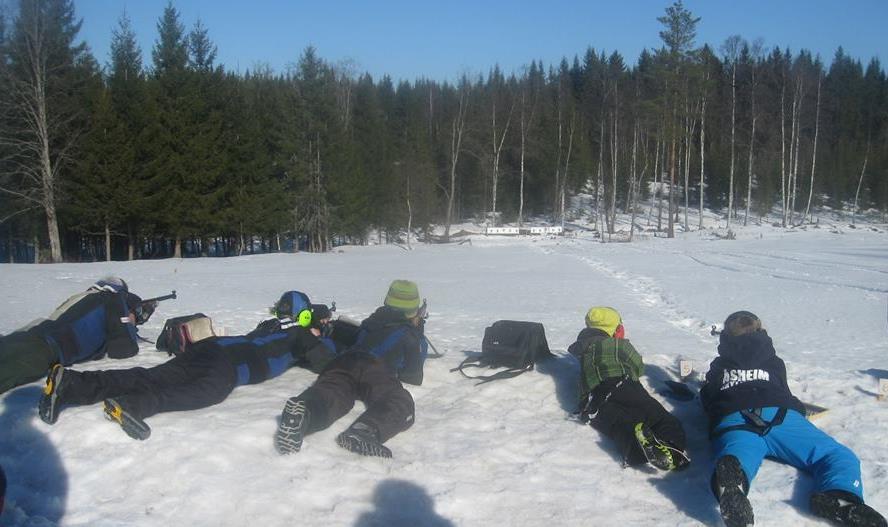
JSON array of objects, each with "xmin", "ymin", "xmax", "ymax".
[{"xmin": 296, "ymin": 307, "xmax": 312, "ymax": 327}]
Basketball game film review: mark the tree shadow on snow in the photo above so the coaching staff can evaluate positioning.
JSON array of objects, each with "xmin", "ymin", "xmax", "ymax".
[
  {"xmin": 354, "ymin": 479, "xmax": 454, "ymax": 527},
  {"xmin": 533, "ymin": 353, "xmax": 580, "ymax": 413},
  {"xmin": 0, "ymin": 386, "xmax": 68, "ymax": 525}
]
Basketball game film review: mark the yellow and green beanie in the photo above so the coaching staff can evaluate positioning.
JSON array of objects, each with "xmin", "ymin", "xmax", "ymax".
[
  {"xmin": 384, "ymin": 280, "xmax": 421, "ymax": 318},
  {"xmin": 585, "ymin": 306, "xmax": 622, "ymax": 337}
]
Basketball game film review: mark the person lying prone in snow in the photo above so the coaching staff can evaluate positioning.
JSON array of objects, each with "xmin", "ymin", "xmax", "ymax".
[
  {"xmin": 274, "ymin": 280, "xmax": 428, "ymax": 459},
  {"xmin": 569, "ymin": 306, "xmax": 690, "ymax": 472},
  {"xmin": 37, "ymin": 291, "xmax": 333, "ymax": 440},
  {"xmin": 700, "ymin": 311, "xmax": 886, "ymax": 527},
  {"xmin": 0, "ymin": 277, "xmax": 147, "ymax": 395}
]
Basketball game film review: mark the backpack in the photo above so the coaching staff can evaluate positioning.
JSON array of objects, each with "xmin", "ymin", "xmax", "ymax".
[
  {"xmin": 452, "ymin": 320, "xmax": 553, "ymax": 383},
  {"xmin": 156, "ymin": 313, "xmax": 217, "ymax": 356}
]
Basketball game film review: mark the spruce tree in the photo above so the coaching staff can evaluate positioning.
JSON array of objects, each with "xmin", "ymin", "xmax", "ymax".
[
  {"xmin": 106, "ymin": 10, "xmax": 147, "ymax": 259},
  {"xmin": 147, "ymin": 3, "xmax": 191, "ymax": 257}
]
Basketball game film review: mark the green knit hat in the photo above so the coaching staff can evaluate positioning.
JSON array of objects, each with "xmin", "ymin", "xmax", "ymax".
[{"xmin": 384, "ymin": 280, "xmax": 421, "ymax": 318}]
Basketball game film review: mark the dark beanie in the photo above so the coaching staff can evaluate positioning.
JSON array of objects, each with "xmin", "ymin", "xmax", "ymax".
[{"xmin": 724, "ymin": 311, "xmax": 762, "ymax": 336}]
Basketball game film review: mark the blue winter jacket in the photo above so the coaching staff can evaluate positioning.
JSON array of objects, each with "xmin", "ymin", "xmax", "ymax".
[
  {"xmin": 347, "ymin": 306, "xmax": 428, "ymax": 386},
  {"xmin": 205, "ymin": 321, "xmax": 325, "ymax": 386},
  {"xmin": 23, "ymin": 288, "xmax": 140, "ymax": 365}
]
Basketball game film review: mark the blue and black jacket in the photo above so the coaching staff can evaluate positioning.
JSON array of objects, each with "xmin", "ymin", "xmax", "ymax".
[
  {"xmin": 345, "ymin": 306, "xmax": 428, "ymax": 386},
  {"xmin": 23, "ymin": 287, "xmax": 140, "ymax": 365},
  {"xmin": 700, "ymin": 329, "xmax": 806, "ymax": 431},
  {"xmin": 203, "ymin": 320, "xmax": 326, "ymax": 386}
]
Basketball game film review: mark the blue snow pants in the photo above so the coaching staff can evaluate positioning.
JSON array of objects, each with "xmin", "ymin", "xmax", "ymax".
[{"xmin": 712, "ymin": 407, "xmax": 863, "ymax": 499}]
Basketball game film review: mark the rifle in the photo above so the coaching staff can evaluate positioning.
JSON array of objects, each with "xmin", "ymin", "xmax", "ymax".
[
  {"xmin": 415, "ymin": 299, "xmax": 444, "ymax": 358},
  {"xmin": 142, "ymin": 291, "xmax": 177, "ymax": 305},
  {"xmin": 135, "ymin": 290, "xmax": 177, "ymax": 325}
]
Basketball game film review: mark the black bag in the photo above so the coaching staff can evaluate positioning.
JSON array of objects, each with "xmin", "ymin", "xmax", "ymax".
[
  {"xmin": 452, "ymin": 320, "xmax": 553, "ymax": 383},
  {"xmin": 156, "ymin": 313, "xmax": 217, "ymax": 356}
]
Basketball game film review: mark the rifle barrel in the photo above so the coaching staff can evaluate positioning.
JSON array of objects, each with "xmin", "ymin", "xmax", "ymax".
[{"xmin": 142, "ymin": 290, "xmax": 177, "ymax": 304}]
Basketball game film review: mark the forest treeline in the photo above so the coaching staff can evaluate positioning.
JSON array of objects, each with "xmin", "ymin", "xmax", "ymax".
[{"xmin": 0, "ymin": 0, "xmax": 885, "ymax": 262}]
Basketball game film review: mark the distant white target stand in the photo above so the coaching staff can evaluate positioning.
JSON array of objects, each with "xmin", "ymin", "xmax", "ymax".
[{"xmin": 679, "ymin": 359, "xmax": 694, "ymax": 381}]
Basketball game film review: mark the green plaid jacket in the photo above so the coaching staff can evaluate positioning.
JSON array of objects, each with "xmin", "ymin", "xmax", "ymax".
[{"xmin": 575, "ymin": 337, "xmax": 645, "ymax": 394}]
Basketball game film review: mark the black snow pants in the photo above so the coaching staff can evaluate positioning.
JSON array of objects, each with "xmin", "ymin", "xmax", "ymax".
[
  {"xmin": 62, "ymin": 349, "xmax": 236, "ymax": 419},
  {"xmin": 298, "ymin": 351, "xmax": 415, "ymax": 443},
  {"xmin": 0, "ymin": 332, "xmax": 56, "ymax": 394},
  {"xmin": 588, "ymin": 377, "xmax": 686, "ymax": 466}
]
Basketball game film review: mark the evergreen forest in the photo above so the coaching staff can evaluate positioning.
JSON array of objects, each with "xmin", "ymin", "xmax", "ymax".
[{"xmin": 1, "ymin": 0, "xmax": 886, "ymax": 262}]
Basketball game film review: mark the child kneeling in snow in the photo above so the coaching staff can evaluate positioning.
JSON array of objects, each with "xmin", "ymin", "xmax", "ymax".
[
  {"xmin": 700, "ymin": 311, "xmax": 886, "ymax": 527},
  {"xmin": 568, "ymin": 306, "xmax": 689, "ymax": 471}
]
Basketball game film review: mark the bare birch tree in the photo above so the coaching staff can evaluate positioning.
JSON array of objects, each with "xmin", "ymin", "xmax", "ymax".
[
  {"xmin": 442, "ymin": 85, "xmax": 467, "ymax": 239},
  {"xmin": 852, "ymin": 142, "xmax": 869, "ymax": 225},
  {"xmin": 721, "ymin": 35, "xmax": 742, "ymax": 229},
  {"xmin": 489, "ymin": 77, "xmax": 513, "ymax": 223},
  {"xmin": 699, "ymin": 89, "xmax": 707, "ymax": 229},
  {"xmin": 780, "ymin": 69, "xmax": 788, "ymax": 227},
  {"xmin": 560, "ymin": 112, "xmax": 575, "ymax": 228},
  {"xmin": 804, "ymin": 70, "xmax": 822, "ymax": 223},
  {"xmin": 518, "ymin": 69, "xmax": 538, "ymax": 229},
  {"xmin": 0, "ymin": 0, "xmax": 88, "ymax": 262},
  {"xmin": 788, "ymin": 74, "xmax": 805, "ymax": 225},
  {"xmin": 608, "ymin": 79, "xmax": 619, "ymax": 234},
  {"xmin": 744, "ymin": 40, "xmax": 763, "ymax": 226}
]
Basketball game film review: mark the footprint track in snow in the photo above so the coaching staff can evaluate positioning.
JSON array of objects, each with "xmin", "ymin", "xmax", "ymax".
[{"xmin": 535, "ymin": 244, "xmax": 713, "ymax": 344}]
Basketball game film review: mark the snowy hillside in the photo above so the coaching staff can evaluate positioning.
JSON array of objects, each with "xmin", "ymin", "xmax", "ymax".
[{"xmin": 1, "ymin": 222, "xmax": 887, "ymax": 526}]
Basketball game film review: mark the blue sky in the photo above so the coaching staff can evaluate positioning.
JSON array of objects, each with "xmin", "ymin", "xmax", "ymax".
[{"xmin": 70, "ymin": 0, "xmax": 887, "ymax": 81}]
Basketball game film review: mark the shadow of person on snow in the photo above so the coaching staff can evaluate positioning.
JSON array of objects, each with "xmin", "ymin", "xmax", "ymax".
[
  {"xmin": 645, "ymin": 468, "xmax": 723, "ymax": 526},
  {"xmin": 788, "ymin": 468, "xmax": 821, "ymax": 520},
  {"xmin": 643, "ymin": 363, "xmax": 678, "ymax": 386},
  {"xmin": 0, "ymin": 386, "xmax": 68, "ymax": 525},
  {"xmin": 533, "ymin": 352, "xmax": 580, "ymax": 414},
  {"xmin": 354, "ymin": 479, "xmax": 454, "ymax": 527}
]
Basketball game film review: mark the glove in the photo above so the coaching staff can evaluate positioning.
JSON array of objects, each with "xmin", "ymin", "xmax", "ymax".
[
  {"xmin": 576, "ymin": 391, "xmax": 604, "ymax": 424},
  {"xmin": 311, "ymin": 303, "xmax": 332, "ymax": 321}
]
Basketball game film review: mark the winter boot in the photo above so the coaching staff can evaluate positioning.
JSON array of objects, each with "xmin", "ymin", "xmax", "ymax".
[
  {"xmin": 633, "ymin": 422, "xmax": 690, "ymax": 471},
  {"xmin": 714, "ymin": 455, "xmax": 754, "ymax": 527},
  {"xmin": 810, "ymin": 490, "xmax": 887, "ymax": 527},
  {"xmin": 103, "ymin": 398, "xmax": 151, "ymax": 440},
  {"xmin": 335, "ymin": 422, "xmax": 392, "ymax": 458},
  {"xmin": 275, "ymin": 397, "xmax": 311, "ymax": 455},
  {"xmin": 39, "ymin": 364, "xmax": 69, "ymax": 425}
]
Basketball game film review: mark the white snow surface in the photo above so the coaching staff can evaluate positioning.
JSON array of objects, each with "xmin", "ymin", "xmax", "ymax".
[{"xmin": 1, "ymin": 223, "xmax": 887, "ymax": 526}]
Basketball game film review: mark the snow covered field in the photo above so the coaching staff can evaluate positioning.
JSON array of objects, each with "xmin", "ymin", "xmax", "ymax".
[{"xmin": 1, "ymin": 222, "xmax": 887, "ymax": 526}]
